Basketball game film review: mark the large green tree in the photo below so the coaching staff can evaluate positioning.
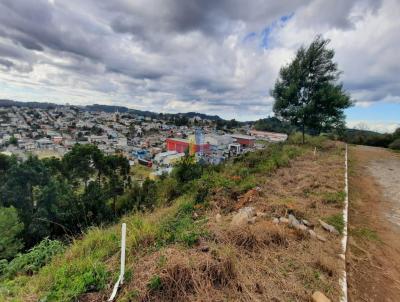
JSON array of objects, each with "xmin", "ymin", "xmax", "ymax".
[
  {"xmin": 272, "ymin": 35, "xmax": 352, "ymax": 143},
  {"xmin": 0, "ymin": 206, "xmax": 24, "ymax": 259}
]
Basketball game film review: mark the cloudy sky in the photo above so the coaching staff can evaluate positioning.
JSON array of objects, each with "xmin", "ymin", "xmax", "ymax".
[{"xmin": 0, "ymin": 0, "xmax": 399, "ymax": 132}]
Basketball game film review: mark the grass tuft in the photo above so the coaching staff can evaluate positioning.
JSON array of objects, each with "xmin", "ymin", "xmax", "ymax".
[
  {"xmin": 322, "ymin": 191, "xmax": 346, "ymax": 206},
  {"xmin": 352, "ymin": 227, "xmax": 380, "ymax": 242},
  {"xmin": 147, "ymin": 275, "xmax": 162, "ymax": 291},
  {"xmin": 324, "ymin": 214, "xmax": 345, "ymax": 234}
]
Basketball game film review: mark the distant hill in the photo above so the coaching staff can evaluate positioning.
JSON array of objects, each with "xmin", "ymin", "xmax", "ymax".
[
  {"xmin": 0, "ymin": 99, "xmax": 57, "ymax": 109},
  {"xmin": 0, "ymin": 99, "xmax": 223, "ymax": 121},
  {"xmin": 177, "ymin": 111, "xmax": 221, "ymax": 121},
  {"xmin": 343, "ymin": 128, "xmax": 398, "ymax": 148}
]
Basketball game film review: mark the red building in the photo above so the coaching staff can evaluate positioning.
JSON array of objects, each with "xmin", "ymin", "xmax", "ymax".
[
  {"xmin": 230, "ymin": 134, "xmax": 256, "ymax": 147},
  {"xmin": 166, "ymin": 138, "xmax": 210, "ymax": 154}
]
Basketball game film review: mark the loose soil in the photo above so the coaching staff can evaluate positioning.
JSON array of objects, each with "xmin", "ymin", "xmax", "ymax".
[{"xmin": 347, "ymin": 145, "xmax": 400, "ymax": 302}]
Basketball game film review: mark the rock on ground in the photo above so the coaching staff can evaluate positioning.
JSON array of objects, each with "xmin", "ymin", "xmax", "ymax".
[
  {"xmin": 311, "ymin": 291, "xmax": 331, "ymax": 302},
  {"xmin": 319, "ymin": 219, "xmax": 340, "ymax": 235},
  {"xmin": 231, "ymin": 207, "xmax": 256, "ymax": 226}
]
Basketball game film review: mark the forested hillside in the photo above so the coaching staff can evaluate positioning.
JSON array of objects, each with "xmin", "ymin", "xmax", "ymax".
[
  {"xmin": 0, "ymin": 145, "xmax": 130, "ymax": 256},
  {"xmin": 343, "ymin": 128, "xmax": 400, "ymax": 149}
]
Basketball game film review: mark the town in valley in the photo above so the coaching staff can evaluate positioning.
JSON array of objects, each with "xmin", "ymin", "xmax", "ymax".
[{"xmin": 0, "ymin": 102, "xmax": 287, "ymax": 179}]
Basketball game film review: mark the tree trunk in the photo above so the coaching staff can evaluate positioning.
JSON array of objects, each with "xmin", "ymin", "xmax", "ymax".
[{"xmin": 113, "ymin": 195, "xmax": 116, "ymax": 218}]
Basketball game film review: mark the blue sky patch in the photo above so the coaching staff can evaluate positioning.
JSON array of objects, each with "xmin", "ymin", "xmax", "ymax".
[{"xmin": 259, "ymin": 12, "xmax": 294, "ymax": 49}]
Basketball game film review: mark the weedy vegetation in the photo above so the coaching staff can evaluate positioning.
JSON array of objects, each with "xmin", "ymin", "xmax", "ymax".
[{"xmin": 0, "ymin": 137, "xmax": 346, "ymax": 302}]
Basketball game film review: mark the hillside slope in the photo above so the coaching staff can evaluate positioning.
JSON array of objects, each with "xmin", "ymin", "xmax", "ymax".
[{"xmin": 0, "ymin": 140, "xmax": 346, "ymax": 302}]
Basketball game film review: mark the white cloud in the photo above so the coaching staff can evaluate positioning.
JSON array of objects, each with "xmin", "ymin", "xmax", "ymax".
[
  {"xmin": 347, "ymin": 120, "xmax": 400, "ymax": 133},
  {"xmin": 0, "ymin": 0, "xmax": 399, "ymax": 122}
]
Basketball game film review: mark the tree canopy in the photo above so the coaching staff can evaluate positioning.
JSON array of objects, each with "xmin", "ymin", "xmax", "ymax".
[
  {"xmin": 253, "ymin": 117, "xmax": 294, "ymax": 134},
  {"xmin": 272, "ymin": 36, "xmax": 352, "ymax": 142},
  {"xmin": 0, "ymin": 144, "xmax": 130, "ymax": 249},
  {"xmin": 0, "ymin": 206, "xmax": 24, "ymax": 260}
]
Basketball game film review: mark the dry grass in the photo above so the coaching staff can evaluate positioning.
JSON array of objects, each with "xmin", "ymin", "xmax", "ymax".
[
  {"xmin": 0, "ymin": 142, "xmax": 345, "ymax": 302},
  {"xmin": 115, "ymin": 143, "xmax": 346, "ymax": 301},
  {"xmin": 118, "ymin": 247, "xmax": 237, "ymax": 302}
]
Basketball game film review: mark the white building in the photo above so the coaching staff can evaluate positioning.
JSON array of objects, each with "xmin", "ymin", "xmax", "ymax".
[
  {"xmin": 248, "ymin": 130, "xmax": 288, "ymax": 142},
  {"xmin": 154, "ymin": 151, "xmax": 185, "ymax": 166}
]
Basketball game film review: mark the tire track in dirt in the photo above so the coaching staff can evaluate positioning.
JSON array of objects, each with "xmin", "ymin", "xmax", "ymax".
[{"xmin": 347, "ymin": 145, "xmax": 400, "ymax": 302}]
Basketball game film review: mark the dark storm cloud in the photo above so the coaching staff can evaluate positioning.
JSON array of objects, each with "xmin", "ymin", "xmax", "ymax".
[
  {"xmin": 0, "ymin": 58, "xmax": 14, "ymax": 69},
  {"xmin": 0, "ymin": 0, "xmax": 398, "ymax": 120},
  {"xmin": 14, "ymin": 37, "xmax": 43, "ymax": 51},
  {"xmin": 108, "ymin": 0, "xmax": 310, "ymax": 39}
]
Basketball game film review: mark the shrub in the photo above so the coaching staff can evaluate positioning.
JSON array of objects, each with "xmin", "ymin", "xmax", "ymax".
[
  {"xmin": 44, "ymin": 260, "xmax": 108, "ymax": 301},
  {"xmin": 148, "ymin": 275, "xmax": 162, "ymax": 291},
  {"xmin": 156, "ymin": 177, "xmax": 179, "ymax": 206},
  {"xmin": 0, "ymin": 206, "xmax": 24, "ymax": 260},
  {"xmin": 192, "ymin": 170, "xmax": 237, "ymax": 203},
  {"xmin": 236, "ymin": 176, "xmax": 257, "ymax": 193},
  {"xmin": 288, "ymin": 132, "xmax": 327, "ymax": 148},
  {"xmin": 172, "ymin": 154, "xmax": 203, "ymax": 184},
  {"xmin": 0, "ymin": 238, "xmax": 64, "ymax": 279},
  {"xmin": 282, "ymin": 144, "xmax": 303, "ymax": 159},
  {"xmin": 389, "ymin": 138, "xmax": 400, "ymax": 150},
  {"xmin": 156, "ymin": 200, "xmax": 204, "ymax": 247}
]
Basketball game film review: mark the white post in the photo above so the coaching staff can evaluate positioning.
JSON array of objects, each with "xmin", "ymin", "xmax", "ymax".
[
  {"xmin": 340, "ymin": 145, "xmax": 349, "ymax": 302},
  {"xmin": 108, "ymin": 223, "xmax": 127, "ymax": 301},
  {"xmin": 120, "ymin": 223, "xmax": 126, "ymax": 284}
]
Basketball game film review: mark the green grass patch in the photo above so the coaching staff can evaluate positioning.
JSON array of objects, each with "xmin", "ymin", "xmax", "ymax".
[
  {"xmin": 156, "ymin": 199, "xmax": 206, "ymax": 247},
  {"xmin": 130, "ymin": 165, "xmax": 152, "ymax": 180},
  {"xmin": 156, "ymin": 255, "xmax": 167, "ymax": 268},
  {"xmin": 43, "ymin": 260, "xmax": 108, "ymax": 301},
  {"xmin": 288, "ymin": 132, "xmax": 328, "ymax": 148},
  {"xmin": 0, "ymin": 238, "xmax": 64, "ymax": 280},
  {"xmin": 324, "ymin": 214, "xmax": 345, "ymax": 234},
  {"xmin": 352, "ymin": 227, "xmax": 380, "ymax": 242},
  {"xmin": 147, "ymin": 275, "xmax": 162, "ymax": 291},
  {"xmin": 255, "ymin": 140, "xmax": 269, "ymax": 146},
  {"xmin": 322, "ymin": 191, "xmax": 346, "ymax": 206}
]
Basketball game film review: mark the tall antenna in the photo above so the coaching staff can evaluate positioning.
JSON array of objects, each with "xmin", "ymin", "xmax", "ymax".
[{"xmin": 195, "ymin": 128, "xmax": 204, "ymax": 156}]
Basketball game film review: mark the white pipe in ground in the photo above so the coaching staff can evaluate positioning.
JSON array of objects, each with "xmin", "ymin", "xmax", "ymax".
[
  {"xmin": 339, "ymin": 144, "xmax": 349, "ymax": 302},
  {"xmin": 108, "ymin": 223, "xmax": 127, "ymax": 302}
]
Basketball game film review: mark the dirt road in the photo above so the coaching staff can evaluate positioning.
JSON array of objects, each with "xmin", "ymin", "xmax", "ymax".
[
  {"xmin": 367, "ymin": 156, "xmax": 400, "ymax": 228},
  {"xmin": 348, "ymin": 145, "xmax": 400, "ymax": 302}
]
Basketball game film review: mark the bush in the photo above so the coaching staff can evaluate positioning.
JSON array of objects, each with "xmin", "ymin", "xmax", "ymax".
[
  {"xmin": 172, "ymin": 154, "xmax": 203, "ymax": 184},
  {"xmin": 288, "ymin": 132, "xmax": 327, "ymax": 148},
  {"xmin": 389, "ymin": 138, "xmax": 400, "ymax": 150},
  {"xmin": 156, "ymin": 200, "xmax": 204, "ymax": 247},
  {"xmin": 282, "ymin": 144, "xmax": 303, "ymax": 159},
  {"xmin": 156, "ymin": 177, "xmax": 179, "ymax": 206},
  {"xmin": 0, "ymin": 238, "xmax": 64, "ymax": 279},
  {"xmin": 44, "ymin": 260, "xmax": 108, "ymax": 301},
  {"xmin": 148, "ymin": 275, "xmax": 162, "ymax": 291},
  {"xmin": 0, "ymin": 206, "xmax": 24, "ymax": 260}
]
